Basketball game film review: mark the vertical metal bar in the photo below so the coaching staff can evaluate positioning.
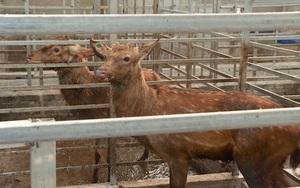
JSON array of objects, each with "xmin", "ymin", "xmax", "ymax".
[
  {"xmin": 109, "ymin": 0, "xmax": 118, "ymax": 42},
  {"xmin": 133, "ymin": 0, "xmax": 137, "ymax": 38},
  {"xmin": 199, "ymin": 0, "xmax": 206, "ymax": 78},
  {"xmin": 154, "ymin": 0, "xmax": 162, "ymax": 14},
  {"xmin": 24, "ymin": 0, "xmax": 32, "ymax": 86},
  {"xmin": 186, "ymin": 40, "xmax": 193, "ymax": 88},
  {"xmin": 123, "ymin": 0, "xmax": 129, "ymax": 39},
  {"xmin": 92, "ymin": 0, "xmax": 101, "ymax": 43},
  {"xmin": 152, "ymin": 0, "xmax": 161, "ymax": 73},
  {"xmin": 209, "ymin": 0, "xmax": 219, "ymax": 79},
  {"xmin": 63, "ymin": 0, "xmax": 66, "ymax": 14},
  {"xmin": 186, "ymin": 0, "xmax": 194, "ymax": 90},
  {"xmin": 152, "ymin": 0, "xmax": 162, "ymax": 74},
  {"xmin": 142, "ymin": 0, "xmax": 145, "ymax": 39},
  {"xmin": 108, "ymin": 85, "xmax": 117, "ymax": 185},
  {"xmin": 30, "ymin": 141, "xmax": 56, "ymax": 188},
  {"xmin": 235, "ymin": 0, "xmax": 254, "ymax": 177},
  {"xmin": 108, "ymin": 1, "xmax": 118, "ymax": 185},
  {"xmin": 108, "ymin": 136, "xmax": 117, "ymax": 185},
  {"xmin": 252, "ymin": 37, "xmax": 258, "ymax": 77},
  {"xmin": 273, "ymin": 30, "xmax": 278, "ymax": 65},
  {"xmin": 71, "ymin": 0, "xmax": 75, "ymax": 14},
  {"xmin": 232, "ymin": 0, "xmax": 239, "ymax": 78},
  {"xmin": 76, "ymin": 0, "xmax": 80, "ymax": 14},
  {"xmin": 92, "ymin": 0, "xmax": 100, "ymax": 14},
  {"xmin": 239, "ymin": 33, "xmax": 250, "ymax": 92},
  {"xmin": 238, "ymin": 0, "xmax": 253, "ymax": 92}
]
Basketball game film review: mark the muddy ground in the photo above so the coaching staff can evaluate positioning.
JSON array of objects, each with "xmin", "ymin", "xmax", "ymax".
[{"xmin": 0, "ymin": 137, "xmax": 232, "ymax": 188}]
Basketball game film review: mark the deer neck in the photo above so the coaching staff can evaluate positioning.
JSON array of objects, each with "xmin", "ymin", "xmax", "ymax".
[
  {"xmin": 57, "ymin": 56, "xmax": 96, "ymax": 85},
  {"xmin": 57, "ymin": 65, "xmax": 109, "ymax": 106},
  {"xmin": 57, "ymin": 66, "xmax": 94, "ymax": 85},
  {"xmin": 111, "ymin": 66, "xmax": 157, "ymax": 117}
]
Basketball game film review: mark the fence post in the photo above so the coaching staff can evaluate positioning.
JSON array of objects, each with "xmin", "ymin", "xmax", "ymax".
[
  {"xmin": 108, "ymin": 1, "xmax": 118, "ymax": 185},
  {"xmin": 238, "ymin": 0, "xmax": 253, "ymax": 92},
  {"xmin": 30, "ymin": 141, "xmax": 56, "ymax": 188}
]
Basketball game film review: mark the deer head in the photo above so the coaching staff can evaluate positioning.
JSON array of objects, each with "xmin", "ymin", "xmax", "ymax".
[
  {"xmin": 27, "ymin": 44, "xmax": 95, "ymax": 64},
  {"xmin": 90, "ymin": 39, "xmax": 159, "ymax": 83}
]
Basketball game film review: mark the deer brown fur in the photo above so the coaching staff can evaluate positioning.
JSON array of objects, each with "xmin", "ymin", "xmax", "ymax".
[
  {"xmin": 27, "ymin": 44, "xmax": 161, "ymax": 182},
  {"xmin": 93, "ymin": 39, "xmax": 300, "ymax": 188}
]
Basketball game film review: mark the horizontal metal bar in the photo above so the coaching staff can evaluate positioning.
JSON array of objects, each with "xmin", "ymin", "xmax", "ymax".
[
  {"xmin": 0, "ymin": 13, "xmax": 300, "ymax": 35},
  {"xmin": 0, "ymin": 143, "xmax": 27, "ymax": 149},
  {"xmin": 1, "ymin": 82, "xmax": 110, "ymax": 92},
  {"xmin": 196, "ymin": 63, "xmax": 234, "ymax": 78},
  {"xmin": 165, "ymin": 64, "xmax": 224, "ymax": 91},
  {"xmin": 248, "ymin": 56, "xmax": 299, "ymax": 62},
  {"xmin": 247, "ymin": 83, "xmax": 300, "ymax": 107},
  {"xmin": 0, "ymin": 62, "xmax": 102, "ymax": 69},
  {"xmin": 0, "ymin": 5, "xmax": 94, "ymax": 10},
  {"xmin": 253, "ymin": 0, "xmax": 300, "ymax": 4},
  {"xmin": 213, "ymin": 32, "xmax": 300, "ymax": 46},
  {"xmin": 3, "ymin": 55, "xmax": 297, "ymax": 69},
  {"xmin": 0, "ymin": 103, "xmax": 110, "ymax": 114},
  {"xmin": 0, "ymin": 40, "xmax": 94, "ymax": 46},
  {"xmin": 283, "ymin": 168, "xmax": 300, "ymax": 184},
  {"xmin": 0, "ymin": 107, "xmax": 299, "ymax": 144},
  {"xmin": 193, "ymin": 44, "xmax": 233, "ymax": 58},
  {"xmin": 222, "ymin": 0, "xmax": 300, "ymax": 8},
  {"xmin": 1, "ymin": 35, "xmax": 298, "ymax": 46},
  {"xmin": 0, "ymin": 78, "xmax": 240, "ymax": 93},
  {"xmin": 161, "ymin": 8, "xmax": 190, "ymax": 14},
  {"xmin": 248, "ymin": 62, "xmax": 300, "ymax": 83},
  {"xmin": 250, "ymin": 41, "xmax": 300, "ymax": 56},
  {"xmin": 161, "ymin": 48, "xmax": 187, "ymax": 59},
  {"xmin": 0, "ymin": 37, "xmax": 239, "ymax": 46},
  {"xmin": 159, "ymin": 73, "xmax": 186, "ymax": 88}
]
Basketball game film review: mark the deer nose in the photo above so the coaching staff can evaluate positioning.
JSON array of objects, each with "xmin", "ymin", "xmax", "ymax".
[
  {"xmin": 95, "ymin": 69, "xmax": 106, "ymax": 78},
  {"xmin": 26, "ymin": 54, "xmax": 32, "ymax": 63}
]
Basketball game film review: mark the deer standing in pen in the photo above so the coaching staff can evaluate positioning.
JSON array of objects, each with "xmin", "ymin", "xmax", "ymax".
[
  {"xmin": 91, "ymin": 39, "xmax": 300, "ymax": 188},
  {"xmin": 26, "ymin": 41, "xmax": 161, "ymax": 183}
]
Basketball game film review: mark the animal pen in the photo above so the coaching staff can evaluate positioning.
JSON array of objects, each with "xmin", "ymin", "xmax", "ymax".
[{"xmin": 0, "ymin": 0, "xmax": 300, "ymax": 187}]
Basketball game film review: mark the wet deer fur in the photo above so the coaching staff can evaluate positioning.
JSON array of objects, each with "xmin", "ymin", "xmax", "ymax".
[
  {"xmin": 94, "ymin": 39, "xmax": 300, "ymax": 188},
  {"xmin": 27, "ymin": 44, "xmax": 161, "ymax": 182}
]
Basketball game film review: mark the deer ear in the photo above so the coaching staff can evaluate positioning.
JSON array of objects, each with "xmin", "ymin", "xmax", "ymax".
[
  {"xmin": 82, "ymin": 48, "xmax": 95, "ymax": 58},
  {"xmin": 68, "ymin": 45, "xmax": 95, "ymax": 58},
  {"xmin": 139, "ymin": 38, "xmax": 159, "ymax": 60},
  {"xmin": 90, "ymin": 39, "xmax": 108, "ymax": 60}
]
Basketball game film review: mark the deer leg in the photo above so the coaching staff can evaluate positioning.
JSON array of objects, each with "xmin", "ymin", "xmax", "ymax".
[
  {"xmin": 92, "ymin": 138, "xmax": 101, "ymax": 183},
  {"xmin": 168, "ymin": 158, "xmax": 189, "ymax": 188},
  {"xmin": 234, "ymin": 157, "xmax": 266, "ymax": 188},
  {"xmin": 136, "ymin": 149, "xmax": 150, "ymax": 178},
  {"xmin": 233, "ymin": 136, "xmax": 295, "ymax": 188},
  {"xmin": 137, "ymin": 149, "xmax": 149, "ymax": 161},
  {"xmin": 93, "ymin": 138, "xmax": 111, "ymax": 183},
  {"xmin": 235, "ymin": 155, "xmax": 289, "ymax": 188}
]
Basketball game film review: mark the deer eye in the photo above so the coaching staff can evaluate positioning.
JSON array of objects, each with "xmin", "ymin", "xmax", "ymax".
[
  {"xmin": 123, "ymin": 56, "xmax": 130, "ymax": 62},
  {"xmin": 53, "ymin": 47, "xmax": 60, "ymax": 53}
]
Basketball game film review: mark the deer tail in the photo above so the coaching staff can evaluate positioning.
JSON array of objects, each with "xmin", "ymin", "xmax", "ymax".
[{"xmin": 289, "ymin": 147, "xmax": 300, "ymax": 169}]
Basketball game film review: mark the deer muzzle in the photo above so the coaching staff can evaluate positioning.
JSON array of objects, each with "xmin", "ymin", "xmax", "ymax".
[{"xmin": 95, "ymin": 69, "xmax": 107, "ymax": 79}]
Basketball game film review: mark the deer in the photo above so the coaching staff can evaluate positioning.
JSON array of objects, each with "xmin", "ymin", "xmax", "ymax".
[
  {"xmin": 91, "ymin": 39, "xmax": 300, "ymax": 188},
  {"xmin": 26, "ymin": 43, "xmax": 161, "ymax": 183}
]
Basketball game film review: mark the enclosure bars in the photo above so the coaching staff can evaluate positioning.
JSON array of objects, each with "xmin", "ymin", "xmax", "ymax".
[
  {"xmin": 0, "ymin": 5, "xmax": 300, "ymax": 187},
  {"xmin": 107, "ymin": 1, "xmax": 118, "ymax": 185},
  {"xmin": 1, "ymin": 38, "xmax": 300, "ymax": 184}
]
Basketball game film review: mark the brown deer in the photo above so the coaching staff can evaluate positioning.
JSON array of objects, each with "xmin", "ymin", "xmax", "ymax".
[
  {"xmin": 26, "ymin": 43, "xmax": 161, "ymax": 183},
  {"xmin": 92, "ymin": 39, "xmax": 300, "ymax": 188}
]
